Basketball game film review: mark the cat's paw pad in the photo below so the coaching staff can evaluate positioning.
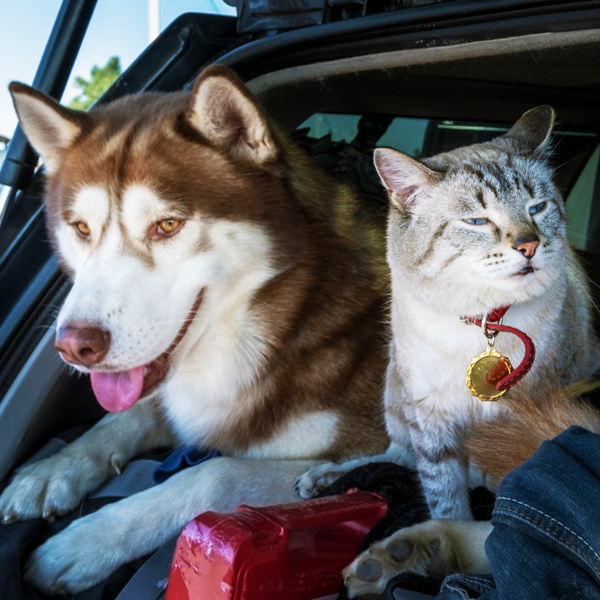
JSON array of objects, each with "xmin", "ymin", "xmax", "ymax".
[
  {"xmin": 295, "ymin": 461, "xmax": 350, "ymax": 498},
  {"xmin": 344, "ymin": 521, "xmax": 459, "ymax": 598}
]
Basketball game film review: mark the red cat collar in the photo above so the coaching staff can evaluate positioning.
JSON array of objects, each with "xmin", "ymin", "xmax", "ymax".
[{"xmin": 463, "ymin": 306, "xmax": 536, "ymax": 392}]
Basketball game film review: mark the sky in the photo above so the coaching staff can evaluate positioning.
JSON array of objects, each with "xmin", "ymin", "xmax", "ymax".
[{"xmin": 0, "ymin": 0, "xmax": 235, "ymax": 144}]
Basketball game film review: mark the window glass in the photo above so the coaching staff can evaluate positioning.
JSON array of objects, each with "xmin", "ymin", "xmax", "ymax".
[
  {"xmin": 300, "ymin": 114, "xmax": 361, "ymax": 144},
  {"xmin": 64, "ymin": 0, "xmax": 234, "ymax": 108},
  {"xmin": 377, "ymin": 118, "xmax": 429, "ymax": 158},
  {"xmin": 567, "ymin": 145, "xmax": 600, "ymax": 250},
  {"xmin": 0, "ymin": 1, "xmax": 62, "ymax": 171},
  {"xmin": 0, "ymin": 138, "xmax": 7, "ymax": 164},
  {"xmin": 298, "ymin": 113, "xmax": 598, "ymax": 248}
]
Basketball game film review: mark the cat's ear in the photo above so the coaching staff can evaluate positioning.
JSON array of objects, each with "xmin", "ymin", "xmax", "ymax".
[
  {"xmin": 187, "ymin": 65, "xmax": 278, "ymax": 166},
  {"xmin": 9, "ymin": 82, "xmax": 89, "ymax": 174},
  {"xmin": 501, "ymin": 106, "xmax": 555, "ymax": 157},
  {"xmin": 374, "ymin": 148, "xmax": 441, "ymax": 211}
]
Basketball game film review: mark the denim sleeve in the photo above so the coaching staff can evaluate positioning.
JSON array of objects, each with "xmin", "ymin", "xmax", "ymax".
[
  {"xmin": 434, "ymin": 427, "xmax": 600, "ymax": 600},
  {"xmin": 484, "ymin": 426, "xmax": 600, "ymax": 600}
]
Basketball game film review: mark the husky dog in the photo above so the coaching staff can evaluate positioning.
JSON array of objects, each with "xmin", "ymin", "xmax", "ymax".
[{"xmin": 0, "ymin": 66, "xmax": 390, "ymax": 594}]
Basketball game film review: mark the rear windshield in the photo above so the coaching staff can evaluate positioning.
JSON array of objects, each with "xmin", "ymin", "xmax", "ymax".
[{"xmin": 297, "ymin": 112, "xmax": 599, "ymax": 251}]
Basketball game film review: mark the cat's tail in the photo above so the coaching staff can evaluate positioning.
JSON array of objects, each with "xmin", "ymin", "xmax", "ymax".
[{"xmin": 467, "ymin": 380, "xmax": 600, "ymax": 487}]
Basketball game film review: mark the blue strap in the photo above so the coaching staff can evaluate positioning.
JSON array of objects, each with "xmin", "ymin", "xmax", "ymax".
[{"xmin": 152, "ymin": 447, "xmax": 221, "ymax": 484}]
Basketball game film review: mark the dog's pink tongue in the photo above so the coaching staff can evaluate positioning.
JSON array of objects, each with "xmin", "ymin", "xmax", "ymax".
[{"xmin": 90, "ymin": 367, "xmax": 145, "ymax": 413}]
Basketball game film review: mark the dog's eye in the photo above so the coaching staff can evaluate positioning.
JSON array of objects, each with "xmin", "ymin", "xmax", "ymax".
[
  {"xmin": 157, "ymin": 219, "xmax": 182, "ymax": 235},
  {"xmin": 75, "ymin": 222, "xmax": 90, "ymax": 236}
]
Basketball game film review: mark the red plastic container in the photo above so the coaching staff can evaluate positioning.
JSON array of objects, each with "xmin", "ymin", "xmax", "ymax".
[{"xmin": 165, "ymin": 490, "xmax": 387, "ymax": 600}]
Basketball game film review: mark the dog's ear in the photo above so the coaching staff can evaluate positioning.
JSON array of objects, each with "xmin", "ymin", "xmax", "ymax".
[
  {"xmin": 187, "ymin": 65, "xmax": 278, "ymax": 166},
  {"xmin": 9, "ymin": 82, "xmax": 88, "ymax": 174}
]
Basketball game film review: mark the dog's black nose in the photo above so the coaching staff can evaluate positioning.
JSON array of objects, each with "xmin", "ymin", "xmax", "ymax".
[{"xmin": 55, "ymin": 324, "xmax": 111, "ymax": 367}]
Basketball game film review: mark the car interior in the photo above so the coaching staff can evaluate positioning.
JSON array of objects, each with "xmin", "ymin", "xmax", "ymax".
[{"xmin": 0, "ymin": 2, "xmax": 599, "ymax": 595}]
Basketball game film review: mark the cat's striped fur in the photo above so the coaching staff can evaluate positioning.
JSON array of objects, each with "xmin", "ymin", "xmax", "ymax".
[{"xmin": 378, "ymin": 106, "xmax": 599, "ymax": 521}]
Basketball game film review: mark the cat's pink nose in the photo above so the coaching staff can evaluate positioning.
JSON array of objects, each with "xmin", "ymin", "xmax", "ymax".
[{"xmin": 516, "ymin": 239, "xmax": 539, "ymax": 258}]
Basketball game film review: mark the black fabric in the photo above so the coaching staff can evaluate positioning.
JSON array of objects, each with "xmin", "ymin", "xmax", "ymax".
[
  {"xmin": 315, "ymin": 462, "xmax": 495, "ymax": 600},
  {"xmin": 383, "ymin": 573, "xmax": 442, "ymax": 599}
]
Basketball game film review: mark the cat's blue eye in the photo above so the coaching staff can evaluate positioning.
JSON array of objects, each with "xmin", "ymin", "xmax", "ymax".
[
  {"xmin": 463, "ymin": 218, "xmax": 489, "ymax": 225},
  {"xmin": 529, "ymin": 201, "xmax": 546, "ymax": 215}
]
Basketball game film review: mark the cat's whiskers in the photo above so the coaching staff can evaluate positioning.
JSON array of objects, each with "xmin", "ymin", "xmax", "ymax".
[
  {"xmin": 474, "ymin": 280, "xmax": 495, "ymax": 317},
  {"xmin": 576, "ymin": 272, "xmax": 600, "ymax": 315},
  {"xmin": 580, "ymin": 272, "xmax": 600, "ymax": 293},
  {"xmin": 454, "ymin": 276, "xmax": 483, "ymax": 314},
  {"xmin": 440, "ymin": 258, "xmax": 495, "ymax": 288},
  {"xmin": 443, "ymin": 266, "xmax": 482, "ymax": 287},
  {"xmin": 442, "ymin": 256, "xmax": 487, "ymax": 274},
  {"xmin": 567, "ymin": 231, "xmax": 600, "ymax": 245},
  {"xmin": 573, "ymin": 278, "xmax": 600, "ymax": 317}
]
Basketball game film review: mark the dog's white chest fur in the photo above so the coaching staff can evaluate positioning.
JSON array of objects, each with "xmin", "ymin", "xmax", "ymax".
[
  {"xmin": 161, "ymin": 294, "xmax": 340, "ymax": 458},
  {"xmin": 161, "ymin": 293, "xmax": 269, "ymax": 443}
]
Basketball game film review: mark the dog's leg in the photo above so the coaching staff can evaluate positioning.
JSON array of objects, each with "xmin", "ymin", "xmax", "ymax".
[
  {"xmin": 296, "ymin": 357, "xmax": 415, "ymax": 498},
  {"xmin": 0, "ymin": 400, "xmax": 172, "ymax": 523},
  {"xmin": 24, "ymin": 457, "xmax": 320, "ymax": 595},
  {"xmin": 344, "ymin": 520, "xmax": 492, "ymax": 598}
]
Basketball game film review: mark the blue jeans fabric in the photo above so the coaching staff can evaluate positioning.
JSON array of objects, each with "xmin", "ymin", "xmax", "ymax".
[{"xmin": 437, "ymin": 426, "xmax": 600, "ymax": 600}]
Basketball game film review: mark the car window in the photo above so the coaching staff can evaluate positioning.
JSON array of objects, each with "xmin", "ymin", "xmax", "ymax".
[
  {"xmin": 0, "ymin": 137, "xmax": 7, "ymax": 164},
  {"xmin": 64, "ymin": 0, "xmax": 235, "ymax": 109},
  {"xmin": 567, "ymin": 145, "xmax": 600, "ymax": 250},
  {"xmin": 299, "ymin": 112, "xmax": 599, "ymax": 250},
  {"xmin": 0, "ymin": 0, "xmax": 235, "ymax": 233}
]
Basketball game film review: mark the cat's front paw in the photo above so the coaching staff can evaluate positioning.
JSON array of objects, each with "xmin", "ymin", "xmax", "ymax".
[
  {"xmin": 344, "ymin": 520, "xmax": 473, "ymax": 598},
  {"xmin": 295, "ymin": 461, "xmax": 351, "ymax": 498}
]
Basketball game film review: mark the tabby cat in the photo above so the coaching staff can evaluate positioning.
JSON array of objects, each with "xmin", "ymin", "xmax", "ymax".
[{"xmin": 298, "ymin": 106, "xmax": 600, "ymax": 597}]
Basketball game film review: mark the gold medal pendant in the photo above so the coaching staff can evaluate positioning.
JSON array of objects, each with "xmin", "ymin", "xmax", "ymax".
[{"xmin": 466, "ymin": 345, "xmax": 513, "ymax": 402}]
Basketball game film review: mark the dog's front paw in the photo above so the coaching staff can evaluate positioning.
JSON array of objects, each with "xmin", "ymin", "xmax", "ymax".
[
  {"xmin": 344, "ymin": 521, "xmax": 461, "ymax": 598},
  {"xmin": 24, "ymin": 509, "xmax": 130, "ymax": 595},
  {"xmin": 295, "ymin": 461, "xmax": 351, "ymax": 498},
  {"xmin": 0, "ymin": 449, "xmax": 112, "ymax": 524},
  {"xmin": 344, "ymin": 520, "xmax": 492, "ymax": 598}
]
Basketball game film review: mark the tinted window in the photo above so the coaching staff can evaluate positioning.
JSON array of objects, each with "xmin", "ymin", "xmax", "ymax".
[{"xmin": 299, "ymin": 112, "xmax": 599, "ymax": 250}]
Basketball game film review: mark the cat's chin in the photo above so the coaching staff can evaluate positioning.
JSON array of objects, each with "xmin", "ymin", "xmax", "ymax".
[
  {"xmin": 450, "ymin": 269, "xmax": 554, "ymax": 313},
  {"xmin": 490, "ymin": 268, "xmax": 555, "ymax": 303},
  {"xmin": 506, "ymin": 269, "xmax": 537, "ymax": 284}
]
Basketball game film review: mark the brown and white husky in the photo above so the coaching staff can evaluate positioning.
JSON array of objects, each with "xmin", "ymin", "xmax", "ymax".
[{"xmin": 0, "ymin": 65, "xmax": 389, "ymax": 594}]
